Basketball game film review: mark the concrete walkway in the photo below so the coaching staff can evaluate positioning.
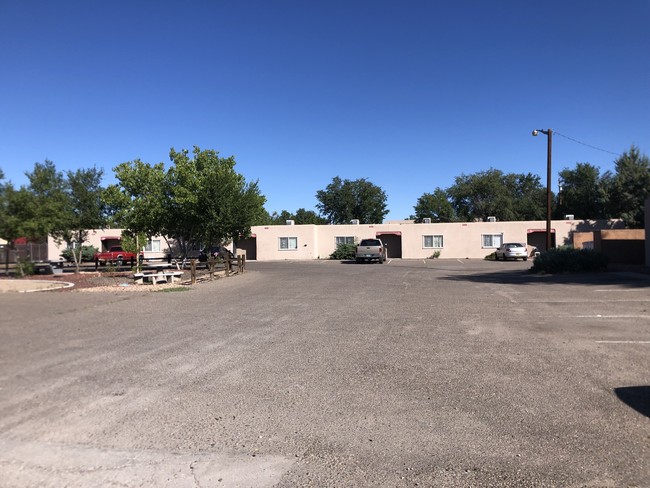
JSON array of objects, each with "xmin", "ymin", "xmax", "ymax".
[{"xmin": 0, "ymin": 279, "xmax": 74, "ymax": 292}]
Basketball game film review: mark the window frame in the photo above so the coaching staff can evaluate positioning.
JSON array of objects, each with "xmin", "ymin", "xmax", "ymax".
[
  {"xmin": 279, "ymin": 236, "xmax": 298, "ymax": 251},
  {"xmin": 422, "ymin": 235, "xmax": 444, "ymax": 249},
  {"xmin": 335, "ymin": 236, "xmax": 355, "ymax": 246},
  {"xmin": 144, "ymin": 239, "xmax": 161, "ymax": 252},
  {"xmin": 481, "ymin": 233, "xmax": 503, "ymax": 249}
]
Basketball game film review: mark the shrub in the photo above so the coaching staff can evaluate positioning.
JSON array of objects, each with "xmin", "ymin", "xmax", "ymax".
[
  {"xmin": 330, "ymin": 242, "xmax": 357, "ymax": 260},
  {"xmin": 60, "ymin": 245, "xmax": 98, "ymax": 263},
  {"xmin": 530, "ymin": 247, "xmax": 608, "ymax": 274},
  {"xmin": 428, "ymin": 250, "xmax": 441, "ymax": 259},
  {"xmin": 16, "ymin": 257, "xmax": 35, "ymax": 276}
]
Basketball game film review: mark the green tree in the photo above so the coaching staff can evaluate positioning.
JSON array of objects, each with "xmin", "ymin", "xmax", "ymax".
[
  {"xmin": 555, "ymin": 162, "xmax": 606, "ymax": 220},
  {"xmin": 294, "ymin": 208, "xmax": 328, "ymax": 225},
  {"xmin": 0, "ymin": 171, "xmax": 34, "ymax": 275},
  {"xmin": 252, "ymin": 208, "xmax": 273, "ymax": 226},
  {"xmin": 105, "ymin": 159, "xmax": 169, "ymax": 238},
  {"xmin": 3, "ymin": 161, "xmax": 104, "ymax": 275},
  {"xmin": 447, "ymin": 169, "xmax": 546, "ymax": 221},
  {"xmin": 110, "ymin": 146, "xmax": 266, "ymax": 257},
  {"xmin": 316, "ymin": 177, "xmax": 388, "ymax": 224},
  {"xmin": 268, "ymin": 210, "xmax": 294, "ymax": 225},
  {"xmin": 52, "ymin": 167, "xmax": 108, "ymax": 272},
  {"xmin": 604, "ymin": 145, "xmax": 650, "ymax": 228},
  {"xmin": 22, "ymin": 160, "xmax": 68, "ymax": 241},
  {"xmin": 411, "ymin": 188, "xmax": 455, "ymax": 222},
  {"xmin": 265, "ymin": 208, "xmax": 328, "ymax": 225},
  {"xmin": 503, "ymin": 172, "xmax": 547, "ymax": 221}
]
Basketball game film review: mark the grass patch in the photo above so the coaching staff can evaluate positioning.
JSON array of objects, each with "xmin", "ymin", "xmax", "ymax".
[{"xmin": 155, "ymin": 287, "xmax": 190, "ymax": 293}]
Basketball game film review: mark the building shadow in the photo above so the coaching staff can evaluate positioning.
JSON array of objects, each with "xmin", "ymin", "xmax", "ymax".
[
  {"xmin": 614, "ymin": 386, "xmax": 650, "ymax": 418},
  {"xmin": 438, "ymin": 268, "xmax": 650, "ymax": 288}
]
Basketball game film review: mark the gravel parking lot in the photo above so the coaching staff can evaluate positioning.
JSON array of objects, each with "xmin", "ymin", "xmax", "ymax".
[{"xmin": 1, "ymin": 259, "xmax": 649, "ymax": 487}]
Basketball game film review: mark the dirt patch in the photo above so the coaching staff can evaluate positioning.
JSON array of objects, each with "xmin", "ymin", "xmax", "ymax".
[{"xmin": 0, "ymin": 268, "xmax": 231, "ymax": 292}]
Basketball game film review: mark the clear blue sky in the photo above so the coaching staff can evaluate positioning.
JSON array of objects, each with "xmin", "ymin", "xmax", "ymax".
[{"xmin": 1, "ymin": 1, "xmax": 648, "ymax": 221}]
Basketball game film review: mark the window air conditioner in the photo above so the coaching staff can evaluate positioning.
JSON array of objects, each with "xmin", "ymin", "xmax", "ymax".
[
  {"xmin": 487, "ymin": 216, "xmax": 497, "ymax": 222},
  {"xmin": 423, "ymin": 218, "xmax": 432, "ymax": 224}
]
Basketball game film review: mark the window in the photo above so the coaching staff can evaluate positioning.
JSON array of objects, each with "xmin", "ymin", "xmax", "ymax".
[
  {"xmin": 279, "ymin": 237, "xmax": 298, "ymax": 250},
  {"xmin": 335, "ymin": 236, "xmax": 355, "ymax": 245},
  {"xmin": 144, "ymin": 239, "xmax": 161, "ymax": 252},
  {"xmin": 482, "ymin": 233, "xmax": 503, "ymax": 248},
  {"xmin": 423, "ymin": 235, "xmax": 443, "ymax": 248}
]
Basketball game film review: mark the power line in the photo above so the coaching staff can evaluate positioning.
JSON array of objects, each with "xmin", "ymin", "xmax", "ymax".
[{"xmin": 553, "ymin": 131, "xmax": 619, "ymax": 156}]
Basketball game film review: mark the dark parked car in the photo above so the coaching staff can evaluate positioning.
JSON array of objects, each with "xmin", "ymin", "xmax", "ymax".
[
  {"xmin": 209, "ymin": 246, "xmax": 234, "ymax": 260},
  {"xmin": 185, "ymin": 245, "xmax": 233, "ymax": 263}
]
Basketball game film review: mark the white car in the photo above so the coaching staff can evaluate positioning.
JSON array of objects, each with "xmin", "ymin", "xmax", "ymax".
[{"xmin": 495, "ymin": 243, "xmax": 528, "ymax": 261}]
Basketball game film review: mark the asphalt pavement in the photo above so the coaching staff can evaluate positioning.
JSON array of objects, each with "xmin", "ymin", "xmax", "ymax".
[{"xmin": 1, "ymin": 259, "xmax": 649, "ymax": 487}]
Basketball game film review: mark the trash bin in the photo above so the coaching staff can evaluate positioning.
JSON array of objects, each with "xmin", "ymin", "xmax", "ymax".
[{"xmin": 51, "ymin": 260, "xmax": 64, "ymax": 275}]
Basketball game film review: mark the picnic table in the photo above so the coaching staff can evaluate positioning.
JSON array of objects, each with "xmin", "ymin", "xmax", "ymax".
[{"xmin": 133, "ymin": 270, "xmax": 183, "ymax": 285}]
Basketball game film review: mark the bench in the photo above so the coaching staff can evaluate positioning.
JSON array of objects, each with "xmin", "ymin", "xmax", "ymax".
[{"xmin": 133, "ymin": 271, "xmax": 183, "ymax": 285}]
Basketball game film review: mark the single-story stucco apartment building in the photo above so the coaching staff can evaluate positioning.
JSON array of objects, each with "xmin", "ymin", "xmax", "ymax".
[{"xmin": 44, "ymin": 218, "xmax": 632, "ymax": 263}]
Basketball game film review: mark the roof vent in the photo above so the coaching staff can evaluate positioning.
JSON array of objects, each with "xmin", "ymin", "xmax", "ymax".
[
  {"xmin": 286, "ymin": 220, "xmax": 295, "ymax": 225},
  {"xmin": 422, "ymin": 218, "xmax": 432, "ymax": 224},
  {"xmin": 564, "ymin": 214, "xmax": 574, "ymax": 220},
  {"xmin": 350, "ymin": 219, "xmax": 360, "ymax": 225},
  {"xmin": 487, "ymin": 216, "xmax": 497, "ymax": 222}
]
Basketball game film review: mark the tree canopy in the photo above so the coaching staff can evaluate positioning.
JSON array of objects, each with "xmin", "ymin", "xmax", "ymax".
[
  {"xmin": 412, "ymin": 145, "xmax": 649, "ymax": 228},
  {"xmin": 0, "ymin": 171, "xmax": 33, "ymax": 273},
  {"xmin": 265, "ymin": 208, "xmax": 328, "ymax": 225},
  {"xmin": 52, "ymin": 166, "xmax": 107, "ymax": 272},
  {"xmin": 0, "ymin": 161, "xmax": 108, "ymax": 272},
  {"xmin": 108, "ymin": 146, "xmax": 267, "ymax": 256},
  {"xmin": 410, "ymin": 188, "xmax": 455, "ymax": 222},
  {"xmin": 22, "ymin": 160, "xmax": 69, "ymax": 241},
  {"xmin": 555, "ymin": 162, "xmax": 605, "ymax": 220},
  {"xmin": 316, "ymin": 177, "xmax": 388, "ymax": 224},
  {"xmin": 603, "ymin": 145, "xmax": 650, "ymax": 228},
  {"xmin": 446, "ymin": 169, "xmax": 546, "ymax": 222}
]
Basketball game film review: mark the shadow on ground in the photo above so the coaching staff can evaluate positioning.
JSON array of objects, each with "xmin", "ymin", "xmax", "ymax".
[
  {"xmin": 615, "ymin": 386, "xmax": 650, "ymax": 418},
  {"xmin": 438, "ymin": 268, "xmax": 650, "ymax": 288}
]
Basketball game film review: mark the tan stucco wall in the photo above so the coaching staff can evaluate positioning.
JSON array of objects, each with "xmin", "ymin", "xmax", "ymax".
[
  {"xmin": 252, "ymin": 224, "xmax": 319, "ymax": 261},
  {"xmin": 47, "ymin": 230, "xmax": 171, "ymax": 261},
  {"xmin": 45, "ymin": 219, "xmax": 627, "ymax": 263},
  {"xmin": 250, "ymin": 219, "xmax": 621, "ymax": 261},
  {"xmin": 572, "ymin": 232, "xmax": 595, "ymax": 249},
  {"xmin": 48, "ymin": 230, "xmax": 119, "ymax": 261},
  {"xmin": 594, "ymin": 228, "xmax": 645, "ymax": 264},
  {"xmin": 598, "ymin": 229, "xmax": 645, "ymax": 240}
]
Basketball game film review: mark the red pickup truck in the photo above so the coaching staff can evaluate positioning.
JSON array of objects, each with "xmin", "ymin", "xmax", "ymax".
[{"xmin": 93, "ymin": 246, "xmax": 139, "ymax": 266}]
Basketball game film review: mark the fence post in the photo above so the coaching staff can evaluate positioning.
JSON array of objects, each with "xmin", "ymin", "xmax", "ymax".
[
  {"xmin": 190, "ymin": 259, "xmax": 197, "ymax": 284},
  {"xmin": 208, "ymin": 257, "xmax": 215, "ymax": 281}
]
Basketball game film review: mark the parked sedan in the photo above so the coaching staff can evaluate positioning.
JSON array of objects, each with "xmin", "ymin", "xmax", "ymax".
[{"xmin": 495, "ymin": 243, "xmax": 528, "ymax": 261}]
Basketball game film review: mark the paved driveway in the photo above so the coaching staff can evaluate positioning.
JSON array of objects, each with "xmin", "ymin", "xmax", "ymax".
[{"xmin": 1, "ymin": 259, "xmax": 649, "ymax": 487}]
